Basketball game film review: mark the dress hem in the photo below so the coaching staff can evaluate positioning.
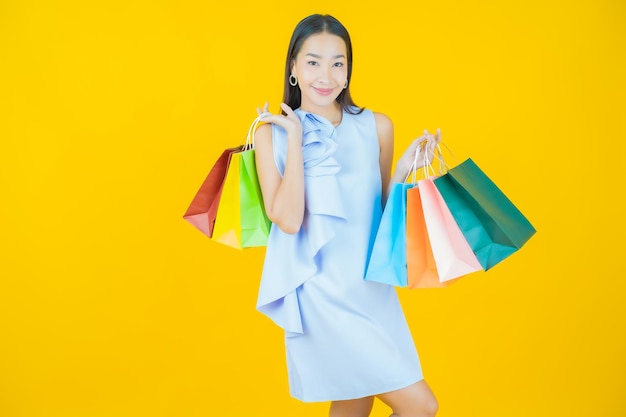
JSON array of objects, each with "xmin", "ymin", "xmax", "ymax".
[{"xmin": 290, "ymin": 375, "xmax": 424, "ymax": 403}]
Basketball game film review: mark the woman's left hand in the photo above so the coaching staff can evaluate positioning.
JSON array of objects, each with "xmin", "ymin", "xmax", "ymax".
[{"xmin": 394, "ymin": 129, "xmax": 441, "ymax": 181}]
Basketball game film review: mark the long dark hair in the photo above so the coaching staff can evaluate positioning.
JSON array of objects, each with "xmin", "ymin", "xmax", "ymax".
[{"xmin": 282, "ymin": 14, "xmax": 363, "ymax": 115}]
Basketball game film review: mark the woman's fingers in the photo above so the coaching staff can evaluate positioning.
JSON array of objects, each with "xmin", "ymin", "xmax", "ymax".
[
  {"xmin": 256, "ymin": 102, "xmax": 270, "ymax": 116},
  {"xmin": 280, "ymin": 103, "xmax": 300, "ymax": 122},
  {"xmin": 433, "ymin": 128, "xmax": 442, "ymax": 143},
  {"xmin": 256, "ymin": 103, "xmax": 302, "ymax": 139},
  {"xmin": 280, "ymin": 102, "xmax": 293, "ymax": 114},
  {"xmin": 258, "ymin": 113, "xmax": 283, "ymax": 125}
]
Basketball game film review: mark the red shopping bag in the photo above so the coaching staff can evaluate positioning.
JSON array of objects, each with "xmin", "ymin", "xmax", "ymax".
[{"xmin": 183, "ymin": 146, "xmax": 242, "ymax": 238}]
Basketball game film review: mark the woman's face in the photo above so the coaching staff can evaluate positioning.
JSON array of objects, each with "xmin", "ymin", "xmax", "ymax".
[{"xmin": 291, "ymin": 32, "xmax": 348, "ymax": 112}]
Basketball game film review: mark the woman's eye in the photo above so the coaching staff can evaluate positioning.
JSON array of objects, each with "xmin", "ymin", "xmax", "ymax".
[
  {"xmin": 307, "ymin": 61, "xmax": 319, "ymax": 66},
  {"xmin": 333, "ymin": 62, "xmax": 344, "ymax": 67}
]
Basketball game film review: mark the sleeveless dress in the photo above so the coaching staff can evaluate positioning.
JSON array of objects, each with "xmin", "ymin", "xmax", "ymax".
[{"xmin": 256, "ymin": 108, "xmax": 423, "ymax": 402}]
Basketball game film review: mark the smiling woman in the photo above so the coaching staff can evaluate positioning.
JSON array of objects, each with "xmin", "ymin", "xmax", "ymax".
[
  {"xmin": 250, "ymin": 14, "xmax": 440, "ymax": 417},
  {"xmin": 292, "ymin": 36, "xmax": 348, "ymax": 110},
  {"xmin": 2, "ymin": 1, "xmax": 623, "ymax": 416},
  {"xmin": 280, "ymin": 14, "xmax": 361, "ymax": 121}
]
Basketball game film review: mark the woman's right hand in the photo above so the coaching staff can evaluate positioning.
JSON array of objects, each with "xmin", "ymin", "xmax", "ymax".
[
  {"xmin": 257, "ymin": 102, "xmax": 303, "ymax": 142},
  {"xmin": 254, "ymin": 102, "xmax": 306, "ymax": 234}
]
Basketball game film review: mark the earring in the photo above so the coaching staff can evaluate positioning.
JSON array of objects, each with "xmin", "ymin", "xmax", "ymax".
[
  {"xmin": 289, "ymin": 74, "xmax": 298, "ymax": 87},
  {"xmin": 343, "ymin": 80, "xmax": 348, "ymax": 89}
]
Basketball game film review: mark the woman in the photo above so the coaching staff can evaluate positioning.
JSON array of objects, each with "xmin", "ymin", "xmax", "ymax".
[{"xmin": 254, "ymin": 14, "xmax": 439, "ymax": 417}]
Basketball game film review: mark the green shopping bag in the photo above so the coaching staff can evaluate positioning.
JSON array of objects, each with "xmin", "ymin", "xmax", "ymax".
[
  {"xmin": 433, "ymin": 158, "xmax": 536, "ymax": 270},
  {"xmin": 211, "ymin": 114, "xmax": 271, "ymax": 249},
  {"xmin": 239, "ymin": 148, "xmax": 271, "ymax": 247}
]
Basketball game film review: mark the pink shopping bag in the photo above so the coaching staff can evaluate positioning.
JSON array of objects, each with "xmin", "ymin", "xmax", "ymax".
[{"xmin": 418, "ymin": 177, "xmax": 483, "ymax": 283}]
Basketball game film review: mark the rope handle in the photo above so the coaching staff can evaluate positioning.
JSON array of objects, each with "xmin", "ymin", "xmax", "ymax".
[
  {"xmin": 405, "ymin": 135, "xmax": 430, "ymax": 184},
  {"xmin": 244, "ymin": 112, "xmax": 272, "ymax": 150},
  {"xmin": 405, "ymin": 129, "xmax": 457, "ymax": 184}
]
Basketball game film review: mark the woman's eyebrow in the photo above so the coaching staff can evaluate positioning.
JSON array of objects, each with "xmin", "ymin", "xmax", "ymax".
[{"xmin": 305, "ymin": 53, "xmax": 346, "ymax": 59}]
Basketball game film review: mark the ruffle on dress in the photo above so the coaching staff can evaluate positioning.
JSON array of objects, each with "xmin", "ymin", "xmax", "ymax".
[{"xmin": 256, "ymin": 110, "xmax": 347, "ymax": 334}]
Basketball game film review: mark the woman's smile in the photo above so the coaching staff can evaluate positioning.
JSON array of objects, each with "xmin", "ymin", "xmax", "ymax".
[{"xmin": 313, "ymin": 87, "xmax": 335, "ymax": 96}]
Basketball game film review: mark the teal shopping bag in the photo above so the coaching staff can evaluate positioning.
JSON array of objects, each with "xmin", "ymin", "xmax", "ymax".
[
  {"xmin": 364, "ymin": 182, "xmax": 414, "ymax": 287},
  {"xmin": 239, "ymin": 148, "xmax": 271, "ymax": 247},
  {"xmin": 433, "ymin": 158, "xmax": 536, "ymax": 270}
]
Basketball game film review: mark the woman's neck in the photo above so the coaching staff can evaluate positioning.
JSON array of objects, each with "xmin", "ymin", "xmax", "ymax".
[{"xmin": 300, "ymin": 102, "xmax": 343, "ymax": 127}]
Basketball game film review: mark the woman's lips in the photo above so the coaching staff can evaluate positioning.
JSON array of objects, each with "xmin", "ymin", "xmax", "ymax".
[{"xmin": 313, "ymin": 87, "xmax": 334, "ymax": 96}]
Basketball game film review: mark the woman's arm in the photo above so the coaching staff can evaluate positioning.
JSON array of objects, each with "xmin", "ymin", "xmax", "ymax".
[
  {"xmin": 254, "ymin": 103, "xmax": 305, "ymax": 234},
  {"xmin": 376, "ymin": 112, "xmax": 440, "ymax": 207},
  {"xmin": 374, "ymin": 112, "xmax": 395, "ymax": 206}
]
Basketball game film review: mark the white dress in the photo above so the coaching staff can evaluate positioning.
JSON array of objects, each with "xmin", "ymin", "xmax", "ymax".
[{"xmin": 256, "ymin": 108, "xmax": 423, "ymax": 402}]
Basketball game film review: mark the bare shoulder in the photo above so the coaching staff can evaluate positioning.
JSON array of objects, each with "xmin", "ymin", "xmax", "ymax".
[
  {"xmin": 373, "ymin": 112, "xmax": 393, "ymax": 131},
  {"xmin": 254, "ymin": 123, "xmax": 272, "ymax": 147},
  {"xmin": 373, "ymin": 111, "xmax": 394, "ymax": 147},
  {"xmin": 255, "ymin": 123, "xmax": 272, "ymax": 142}
]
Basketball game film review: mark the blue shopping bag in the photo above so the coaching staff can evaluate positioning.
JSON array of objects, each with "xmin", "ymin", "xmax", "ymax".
[{"xmin": 364, "ymin": 182, "xmax": 414, "ymax": 287}]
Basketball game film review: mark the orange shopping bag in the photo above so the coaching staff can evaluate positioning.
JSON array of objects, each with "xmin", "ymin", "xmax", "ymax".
[
  {"xmin": 406, "ymin": 186, "xmax": 443, "ymax": 288},
  {"xmin": 405, "ymin": 131, "xmax": 482, "ymax": 288}
]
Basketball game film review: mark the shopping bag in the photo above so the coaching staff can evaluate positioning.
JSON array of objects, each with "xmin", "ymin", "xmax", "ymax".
[
  {"xmin": 405, "ymin": 186, "xmax": 441, "ymax": 288},
  {"xmin": 211, "ymin": 114, "xmax": 272, "ymax": 249},
  {"xmin": 238, "ymin": 142, "xmax": 271, "ymax": 247},
  {"xmin": 183, "ymin": 146, "xmax": 242, "ymax": 238},
  {"xmin": 417, "ymin": 177, "xmax": 483, "ymax": 284},
  {"xmin": 364, "ymin": 182, "xmax": 413, "ymax": 287},
  {"xmin": 434, "ymin": 158, "xmax": 536, "ymax": 270},
  {"xmin": 212, "ymin": 150, "xmax": 244, "ymax": 248}
]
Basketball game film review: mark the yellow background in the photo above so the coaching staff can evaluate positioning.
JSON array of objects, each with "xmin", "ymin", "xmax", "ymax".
[{"xmin": 1, "ymin": 0, "xmax": 624, "ymax": 416}]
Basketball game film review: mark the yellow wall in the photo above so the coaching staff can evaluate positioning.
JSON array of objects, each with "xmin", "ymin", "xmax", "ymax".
[{"xmin": 1, "ymin": 1, "xmax": 624, "ymax": 416}]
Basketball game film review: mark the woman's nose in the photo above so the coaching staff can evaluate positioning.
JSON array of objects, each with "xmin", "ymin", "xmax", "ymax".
[{"xmin": 317, "ymin": 67, "xmax": 330, "ymax": 84}]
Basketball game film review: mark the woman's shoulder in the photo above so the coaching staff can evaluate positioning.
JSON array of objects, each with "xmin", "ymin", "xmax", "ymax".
[
  {"xmin": 255, "ymin": 121, "xmax": 288, "ymax": 143},
  {"xmin": 348, "ymin": 106, "xmax": 392, "ymax": 126},
  {"xmin": 255, "ymin": 122, "xmax": 272, "ymax": 138},
  {"xmin": 371, "ymin": 111, "xmax": 393, "ymax": 138},
  {"xmin": 344, "ymin": 107, "xmax": 393, "ymax": 141},
  {"xmin": 372, "ymin": 111, "xmax": 392, "ymax": 125},
  {"xmin": 253, "ymin": 123, "xmax": 274, "ymax": 150}
]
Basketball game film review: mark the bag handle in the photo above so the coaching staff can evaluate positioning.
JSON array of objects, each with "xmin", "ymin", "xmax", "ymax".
[
  {"xmin": 244, "ymin": 112, "xmax": 272, "ymax": 150},
  {"xmin": 406, "ymin": 136, "xmax": 429, "ymax": 184},
  {"xmin": 406, "ymin": 129, "xmax": 449, "ymax": 184},
  {"xmin": 422, "ymin": 135, "xmax": 446, "ymax": 177},
  {"xmin": 419, "ymin": 129, "xmax": 460, "ymax": 180}
]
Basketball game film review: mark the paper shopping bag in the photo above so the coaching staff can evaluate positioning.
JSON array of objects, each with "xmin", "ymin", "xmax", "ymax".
[
  {"xmin": 212, "ymin": 150, "xmax": 244, "ymax": 249},
  {"xmin": 434, "ymin": 158, "xmax": 536, "ymax": 270},
  {"xmin": 186, "ymin": 113, "xmax": 272, "ymax": 249},
  {"xmin": 405, "ymin": 186, "xmax": 441, "ymax": 288},
  {"xmin": 418, "ymin": 178, "xmax": 483, "ymax": 284},
  {"xmin": 183, "ymin": 147, "xmax": 242, "ymax": 238},
  {"xmin": 364, "ymin": 182, "xmax": 413, "ymax": 287},
  {"xmin": 239, "ymin": 148, "xmax": 271, "ymax": 247}
]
